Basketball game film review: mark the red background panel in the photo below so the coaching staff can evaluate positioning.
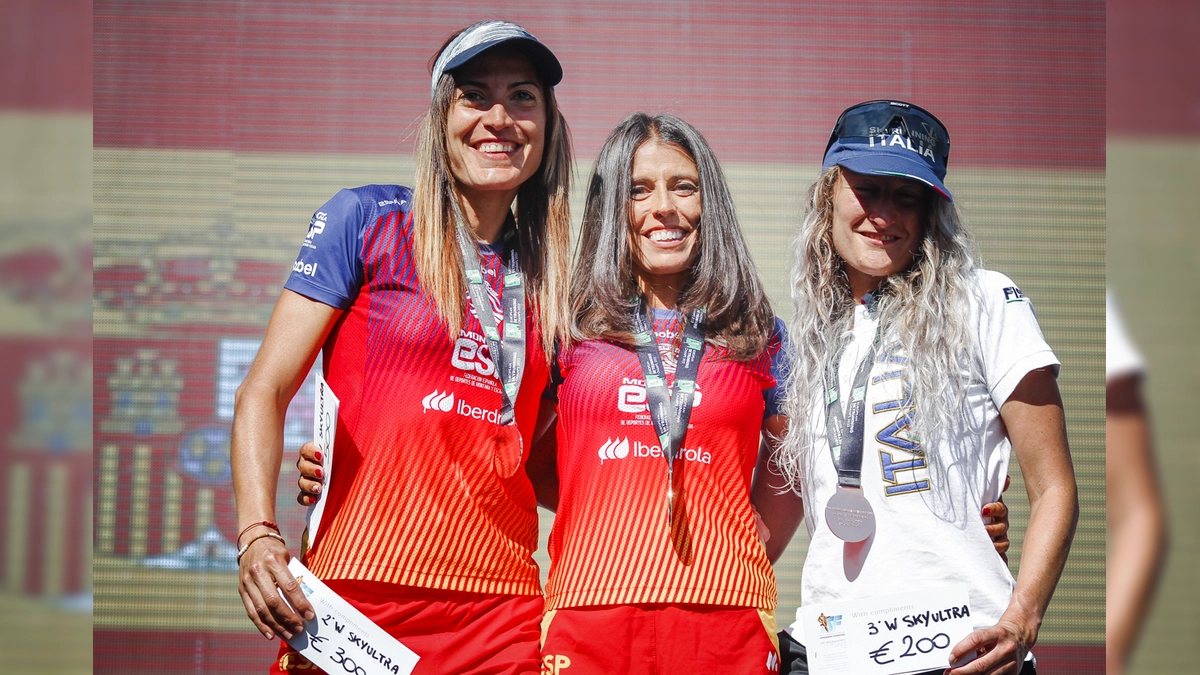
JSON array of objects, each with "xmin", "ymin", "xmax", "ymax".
[
  {"xmin": 0, "ymin": 0, "xmax": 92, "ymax": 110},
  {"xmin": 94, "ymin": 1, "xmax": 1104, "ymax": 168},
  {"xmin": 1108, "ymin": 0, "xmax": 1200, "ymax": 135}
]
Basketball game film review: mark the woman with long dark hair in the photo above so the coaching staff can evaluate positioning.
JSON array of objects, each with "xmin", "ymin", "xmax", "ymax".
[
  {"xmin": 232, "ymin": 20, "xmax": 572, "ymax": 674},
  {"xmin": 534, "ymin": 112, "xmax": 785, "ymax": 673}
]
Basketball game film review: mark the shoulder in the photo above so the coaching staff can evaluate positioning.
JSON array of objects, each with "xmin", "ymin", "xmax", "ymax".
[
  {"xmin": 318, "ymin": 185, "xmax": 411, "ymax": 221},
  {"xmin": 770, "ymin": 316, "xmax": 788, "ymax": 351},
  {"xmin": 964, "ymin": 268, "xmax": 1039, "ymax": 315},
  {"xmin": 968, "ymin": 268, "xmax": 1023, "ymax": 299},
  {"xmin": 336, "ymin": 184, "xmax": 413, "ymax": 218}
]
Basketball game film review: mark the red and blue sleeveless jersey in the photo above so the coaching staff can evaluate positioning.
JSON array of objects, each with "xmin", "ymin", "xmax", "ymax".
[
  {"xmin": 283, "ymin": 185, "xmax": 549, "ymax": 596},
  {"xmin": 544, "ymin": 311, "xmax": 784, "ymax": 611}
]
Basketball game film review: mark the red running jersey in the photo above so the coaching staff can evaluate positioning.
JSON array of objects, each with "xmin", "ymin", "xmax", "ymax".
[
  {"xmin": 285, "ymin": 185, "xmax": 549, "ymax": 596},
  {"xmin": 544, "ymin": 310, "xmax": 781, "ymax": 611}
]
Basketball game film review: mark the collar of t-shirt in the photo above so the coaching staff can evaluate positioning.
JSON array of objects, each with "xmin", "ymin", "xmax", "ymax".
[{"xmin": 479, "ymin": 240, "xmax": 505, "ymax": 258}]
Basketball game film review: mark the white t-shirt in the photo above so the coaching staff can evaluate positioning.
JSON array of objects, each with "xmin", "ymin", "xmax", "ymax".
[
  {"xmin": 789, "ymin": 269, "xmax": 1060, "ymax": 642},
  {"xmin": 1106, "ymin": 289, "xmax": 1144, "ymax": 381}
]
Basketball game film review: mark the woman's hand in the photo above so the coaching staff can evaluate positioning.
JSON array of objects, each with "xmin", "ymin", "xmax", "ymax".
[
  {"xmin": 237, "ymin": 529, "xmax": 314, "ymax": 641},
  {"xmin": 984, "ymin": 499, "xmax": 1010, "ymax": 562},
  {"xmin": 296, "ymin": 441, "xmax": 325, "ymax": 506},
  {"xmin": 751, "ymin": 504, "xmax": 771, "ymax": 545},
  {"xmin": 947, "ymin": 600, "xmax": 1038, "ymax": 674},
  {"xmin": 984, "ymin": 476, "xmax": 1012, "ymax": 562}
]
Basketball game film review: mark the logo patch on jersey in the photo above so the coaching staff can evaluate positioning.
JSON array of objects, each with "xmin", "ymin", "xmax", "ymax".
[
  {"xmin": 451, "ymin": 335, "xmax": 496, "ymax": 377},
  {"xmin": 421, "ymin": 390, "xmax": 502, "ymax": 424},
  {"xmin": 421, "ymin": 390, "xmax": 455, "ymax": 413},
  {"xmin": 617, "ymin": 378, "xmax": 701, "ymax": 413},
  {"xmin": 292, "ymin": 260, "xmax": 318, "ymax": 277},
  {"xmin": 766, "ymin": 651, "xmax": 779, "ymax": 671},
  {"xmin": 303, "ymin": 211, "xmax": 327, "ymax": 248},
  {"xmin": 597, "ymin": 437, "xmax": 630, "ymax": 463},
  {"xmin": 1002, "ymin": 286, "xmax": 1026, "ymax": 303},
  {"xmin": 598, "ymin": 439, "xmax": 711, "ymax": 465}
]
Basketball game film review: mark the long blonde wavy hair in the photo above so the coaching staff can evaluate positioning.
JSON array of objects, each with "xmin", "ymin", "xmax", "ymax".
[{"xmin": 778, "ymin": 165, "xmax": 981, "ymax": 494}]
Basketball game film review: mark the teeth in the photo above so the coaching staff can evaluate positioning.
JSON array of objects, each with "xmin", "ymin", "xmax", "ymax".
[
  {"xmin": 649, "ymin": 230, "xmax": 685, "ymax": 243},
  {"xmin": 478, "ymin": 142, "xmax": 516, "ymax": 153}
]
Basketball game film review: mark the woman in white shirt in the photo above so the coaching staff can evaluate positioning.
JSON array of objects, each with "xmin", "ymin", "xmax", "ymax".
[{"xmin": 759, "ymin": 100, "xmax": 1078, "ymax": 675}]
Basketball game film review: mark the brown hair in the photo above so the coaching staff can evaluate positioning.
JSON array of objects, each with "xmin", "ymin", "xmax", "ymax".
[{"xmin": 569, "ymin": 112, "xmax": 774, "ymax": 359}]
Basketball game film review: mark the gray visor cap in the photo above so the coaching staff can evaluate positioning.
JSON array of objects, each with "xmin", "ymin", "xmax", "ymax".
[{"xmin": 431, "ymin": 21, "xmax": 563, "ymax": 96}]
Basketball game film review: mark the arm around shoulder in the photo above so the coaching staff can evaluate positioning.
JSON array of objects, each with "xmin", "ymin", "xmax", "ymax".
[{"xmin": 751, "ymin": 414, "xmax": 805, "ymax": 564}]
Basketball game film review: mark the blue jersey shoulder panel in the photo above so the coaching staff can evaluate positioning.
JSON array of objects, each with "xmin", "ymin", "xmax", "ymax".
[{"xmin": 284, "ymin": 185, "xmax": 412, "ymax": 309}]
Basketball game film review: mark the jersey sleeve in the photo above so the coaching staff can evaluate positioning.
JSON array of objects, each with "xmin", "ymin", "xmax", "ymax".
[
  {"xmin": 283, "ymin": 188, "xmax": 367, "ymax": 309},
  {"xmin": 973, "ymin": 270, "xmax": 1060, "ymax": 408},
  {"xmin": 763, "ymin": 317, "xmax": 790, "ymax": 418},
  {"xmin": 1106, "ymin": 288, "xmax": 1144, "ymax": 381}
]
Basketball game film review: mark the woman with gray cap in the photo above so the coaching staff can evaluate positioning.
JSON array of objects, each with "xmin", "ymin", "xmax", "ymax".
[
  {"xmin": 757, "ymin": 101, "xmax": 1078, "ymax": 675},
  {"xmin": 231, "ymin": 20, "xmax": 571, "ymax": 674}
]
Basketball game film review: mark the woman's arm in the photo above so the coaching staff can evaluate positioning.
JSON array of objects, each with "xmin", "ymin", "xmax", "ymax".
[
  {"xmin": 750, "ymin": 415, "xmax": 805, "ymax": 564},
  {"xmin": 232, "ymin": 289, "xmax": 341, "ymax": 641},
  {"xmin": 949, "ymin": 367, "xmax": 1078, "ymax": 674},
  {"xmin": 525, "ymin": 399, "xmax": 560, "ymax": 511},
  {"xmin": 1105, "ymin": 373, "xmax": 1167, "ymax": 675}
]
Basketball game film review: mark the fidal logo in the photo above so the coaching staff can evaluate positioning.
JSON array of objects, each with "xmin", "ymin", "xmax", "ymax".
[
  {"xmin": 421, "ymin": 390, "xmax": 455, "ymax": 413},
  {"xmin": 597, "ymin": 437, "xmax": 630, "ymax": 463}
]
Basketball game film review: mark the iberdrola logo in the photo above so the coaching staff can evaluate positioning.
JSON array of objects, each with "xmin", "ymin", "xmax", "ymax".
[
  {"xmin": 421, "ymin": 390, "xmax": 455, "ymax": 413},
  {"xmin": 597, "ymin": 437, "xmax": 630, "ymax": 463}
]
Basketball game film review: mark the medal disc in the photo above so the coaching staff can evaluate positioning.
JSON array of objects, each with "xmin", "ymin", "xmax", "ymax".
[
  {"xmin": 825, "ymin": 486, "xmax": 876, "ymax": 542},
  {"xmin": 492, "ymin": 424, "xmax": 524, "ymax": 478}
]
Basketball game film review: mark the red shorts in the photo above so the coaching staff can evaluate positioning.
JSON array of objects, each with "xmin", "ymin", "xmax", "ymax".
[
  {"xmin": 539, "ymin": 604, "xmax": 780, "ymax": 675},
  {"xmin": 271, "ymin": 579, "xmax": 543, "ymax": 675}
]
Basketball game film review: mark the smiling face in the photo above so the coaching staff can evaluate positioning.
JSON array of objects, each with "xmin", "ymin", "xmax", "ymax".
[
  {"xmin": 829, "ymin": 168, "xmax": 932, "ymax": 298},
  {"xmin": 445, "ymin": 48, "xmax": 547, "ymax": 206},
  {"xmin": 628, "ymin": 139, "xmax": 702, "ymax": 305}
]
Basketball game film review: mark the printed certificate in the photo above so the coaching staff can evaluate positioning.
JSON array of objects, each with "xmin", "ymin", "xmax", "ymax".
[
  {"xmin": 799, "ymin": 585, "xmax": 976, "ymax": 675},
  {"xmin": 285, "ymin": 558, "xmax": 419, "ymax": 675},
  {"xmin": 305, "ymin": 372, "xmax": 337, "ymax": 543}
]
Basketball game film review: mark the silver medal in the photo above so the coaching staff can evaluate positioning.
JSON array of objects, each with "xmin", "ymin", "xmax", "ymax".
[{"xmin": 825, "ymin": 486, "xmax": 876, "ymax": 542}]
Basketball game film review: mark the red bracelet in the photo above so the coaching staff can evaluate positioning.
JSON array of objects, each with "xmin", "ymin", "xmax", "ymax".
[
  {"xmin": 237, "ymin": 520, "xmax": 280, "ymax": 546},
  {"xmin": 237, "ymin": 532, "xmax": 286, "ymax": 564}
]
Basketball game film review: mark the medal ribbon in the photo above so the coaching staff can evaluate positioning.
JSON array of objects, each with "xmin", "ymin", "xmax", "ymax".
[
  {"xmin": 455, "ymin": 223, "xmax": 526, "ymax": 426},
  {"xmin": 822, "ymin": 299, "xmax": 882, "ymax": 489},
  {"xmin": 630, "ymin": 299, "xmax": 706, "ymax": 482}
]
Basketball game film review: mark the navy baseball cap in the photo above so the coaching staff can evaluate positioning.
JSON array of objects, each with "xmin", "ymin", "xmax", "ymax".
[
  {"xmin": 431, "ymin": 20, "xmax": 563, "ymax": 97},
  {"xmin": 822, "ymin": 100, "xmax": 953, "ymax": 201}
]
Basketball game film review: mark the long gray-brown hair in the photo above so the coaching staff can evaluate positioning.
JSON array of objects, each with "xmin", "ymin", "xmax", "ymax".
[
  {"xmin": 410, "ymin": 38, "xmax": 573, "ymax": 358},
  {"xmin": 569, "ymin": 112, "xmax": 775, "ymax": 359},
  {"xmin": 778, "ymin": 165, "xmax": 980, "ymax": 492}
]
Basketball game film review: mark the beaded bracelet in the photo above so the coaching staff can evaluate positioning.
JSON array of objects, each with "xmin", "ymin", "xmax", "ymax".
[
  {"xmin": 236, "ymin": 531, "xmax": 286, "ymax": 564},
  {"xmin": 237, "ymin": 520, "xmax": 280, "ymax": 547}
]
